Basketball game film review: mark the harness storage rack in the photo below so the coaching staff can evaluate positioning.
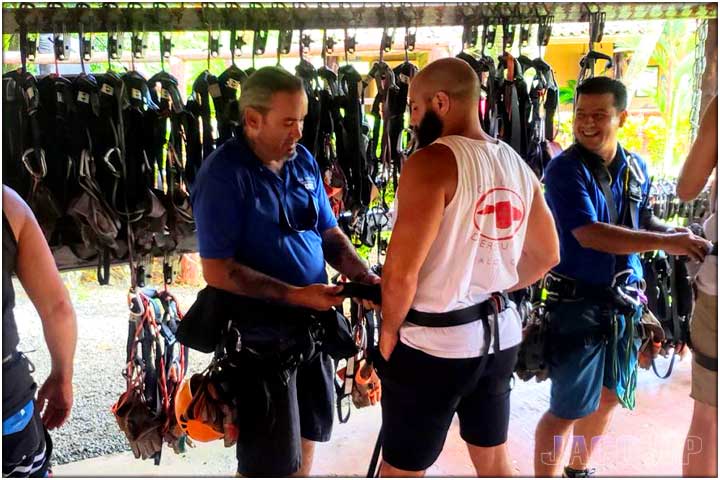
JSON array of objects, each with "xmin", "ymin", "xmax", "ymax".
[{"xmin": 2, "ymin": 2, "xmax": 717, "ymax": 286}]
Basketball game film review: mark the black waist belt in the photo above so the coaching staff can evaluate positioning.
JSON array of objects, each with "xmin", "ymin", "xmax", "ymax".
[
  {"xmin": 406, "ymin": 292, "xmax": 510, "ymax": 328},
  {"xmin": 544, "ymin": 271, "xmax": 606, "ymax": 301},
  {"xmin": 694, "ymin": 350, "xmax": 718, "ymax": 372}
]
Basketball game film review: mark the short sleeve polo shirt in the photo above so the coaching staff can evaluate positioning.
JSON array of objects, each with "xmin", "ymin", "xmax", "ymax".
[
  {"xmin": 543, "ymin": 143, "xmax": 651, "ymax": 286},
  {"xmin": 190, "ymin": 136, "xmax": 338, "ymax": 287}
]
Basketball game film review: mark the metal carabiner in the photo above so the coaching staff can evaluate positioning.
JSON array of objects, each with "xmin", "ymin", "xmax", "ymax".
[
  {"xmin": 127, "ymin": 291, "xmax": 145, "ymax": 318},
  {"xmin": 610, "ymin": 268, "xmax": 634, "ymax": 289},
  {"xmin": 21, "ymin": 148, "xmax": 47, "ymax": 180}
]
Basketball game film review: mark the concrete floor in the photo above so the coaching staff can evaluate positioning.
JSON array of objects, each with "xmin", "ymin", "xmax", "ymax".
[{"xmin": 54, "ymin": 355, "xmax": 696, "ymax": 477}]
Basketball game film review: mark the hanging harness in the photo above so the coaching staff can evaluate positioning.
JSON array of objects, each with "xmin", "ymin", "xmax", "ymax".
[
  {"xmin": 216, "ymin": 64, "xmax": 248, "ymax": 146},
  {"xmin": 113, "ymin": 287, "xmax": 190, "ymax": 464}
]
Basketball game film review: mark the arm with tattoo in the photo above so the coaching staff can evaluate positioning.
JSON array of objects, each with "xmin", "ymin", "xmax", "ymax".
[
  {"xmin": 321, "ymin": 226, "xmax": 375, "ymax": 282},
  {"xmin": 201, "ymin": 257, "xmax": 342, "ymax": 311}
]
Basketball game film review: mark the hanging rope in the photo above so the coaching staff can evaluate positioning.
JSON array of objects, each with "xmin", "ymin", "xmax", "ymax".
[{"xmin": 689, "ymin": 18, "xmax": 708, "ymax": 141}]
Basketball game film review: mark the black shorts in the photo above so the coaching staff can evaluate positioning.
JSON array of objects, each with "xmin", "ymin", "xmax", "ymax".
[
  {"xmin": 233, "ymin": 351, "xmax": 334, "ymax": 477},
  {"xmin": 2, "ymin": 406, "xmax": 52, "ymax": 478},
  {"xmin": 377, "ymin": 341, "xmax": 519, "ymax": 472}
]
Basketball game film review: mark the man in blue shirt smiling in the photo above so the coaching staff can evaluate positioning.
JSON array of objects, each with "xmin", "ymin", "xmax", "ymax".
[
  {"xmin": 190, "ymin": 67, "xmax": 379, "ymax": 477},
  {"xmin": 534, "ymin": 77, "xmax": 711, "ymax": 477}
]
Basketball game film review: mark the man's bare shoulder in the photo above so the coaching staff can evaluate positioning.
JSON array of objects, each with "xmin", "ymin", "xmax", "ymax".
[
  {"xmin": 2, "ymin": 186, "xmax": 29, "ymax": 236},
  {"xmin": 405, "ymin": 143, "xmax": 456, "ymax": 177},
  {"xmin": 402, "ymin": 143, "xmax": 458, "ymax": 205}
]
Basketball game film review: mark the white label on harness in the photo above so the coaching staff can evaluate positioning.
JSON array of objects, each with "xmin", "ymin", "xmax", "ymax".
[
  {"xmin": 25, "ymin": 87, "xmax": 34, "ymax": 100},
  {"xmin": 161, "ymin": 88, "xmax": 170, "ymax": 100},
  {"xmin": 77, "ymin": 91, "xmax": 90, "ymax": 104},
  {"xmin": 227, "ymin": 78, "xmax": 241, "ymax": 90},
  {"xmin": 131, "ymin": 88, "xmax": 142, "ymax": 100},
  {"xmin": 57, "ymin": 91, "xmax": 64, "ymax": 103},
  {"xmin": 399, "ymin": 73, "xmax": 411, "ymax": 84},
  {"xmin": 101, "ymin": 83, "xmax": 114, "ymax": 96},
  {"xmin": 208, "ymin": 82, "xmax": 222, "ymax": 98}
]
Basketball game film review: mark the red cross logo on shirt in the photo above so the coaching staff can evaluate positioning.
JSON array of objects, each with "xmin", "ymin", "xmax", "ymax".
[{"xmin": 473, "ymin": 187, "xmax": 527, "ymax": 241}]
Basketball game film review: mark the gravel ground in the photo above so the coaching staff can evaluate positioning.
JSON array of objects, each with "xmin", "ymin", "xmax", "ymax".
[
  {"xmin": 12, "ymin": 270, "xmax": 686, "ymax": 468},
  {"xmin": 12, "ymin": 275, "xmax": 212, "ymax": 465}
]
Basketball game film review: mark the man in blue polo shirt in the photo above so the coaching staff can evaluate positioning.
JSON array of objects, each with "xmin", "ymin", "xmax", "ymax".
[
  {"xmin": 534, "ymin": 77, "xmax": 712, "ymax": 477},
  {"xmin": 190, "ymin": 66, "xmax": 380, "ymax": 477}
]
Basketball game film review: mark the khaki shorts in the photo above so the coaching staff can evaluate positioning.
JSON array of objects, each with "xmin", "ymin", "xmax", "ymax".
[{"xmin": 690, "ymin": 290, "xmax": 718, "ymax": 407}]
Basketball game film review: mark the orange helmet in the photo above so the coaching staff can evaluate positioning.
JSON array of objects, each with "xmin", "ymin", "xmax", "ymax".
[{"xmin": 174, "ymin": 374, "xmax": 224, "ymax": 442}]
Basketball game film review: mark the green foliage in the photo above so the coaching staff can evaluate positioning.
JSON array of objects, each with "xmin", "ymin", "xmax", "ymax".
[
  {"xmin": 647, "ymin": 20, "xmax": 696, "ymax": 175},
  {"xmin": 559, "ymin": 80, "xmax": 577, "ymax": 105}
]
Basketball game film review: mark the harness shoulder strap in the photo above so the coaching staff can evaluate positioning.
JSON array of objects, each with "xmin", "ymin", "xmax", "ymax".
[{"xmin": 622, "ymin": 150, "xmax": 646, "ymax": 230}]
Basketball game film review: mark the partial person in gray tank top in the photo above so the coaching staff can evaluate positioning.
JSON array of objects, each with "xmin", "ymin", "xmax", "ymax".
[
  {"xmin": 2, "ymin": 185, "xmax": 78, "ymax": 477},
  {"xmin": 677, "ymin": 95, "xmax": 718, "ymax": 478}
]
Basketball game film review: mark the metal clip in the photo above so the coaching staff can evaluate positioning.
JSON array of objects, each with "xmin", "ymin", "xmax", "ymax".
[
  {"xmin": 278, "ymin": 29, "xmax": 293, "ymax": 55},
  {"xmin": 20, "ymin": 31, "xmax": 38, "ymax": 63},
  {"xmin": 81, "ymin": 35, "xmax": 92, "ymax": 61},
  {"xmin": 136, "ymin": 265, "xmax": 146, "ymax": 288},
  {"xmin": 519, "ymin": 24, "xmax": 530, "ymax": 48},
  {"xmin": 404, "ymin": 28, "xmax": 416, "ymax": 52},
  {"xmin": 131, "ymin": 32, "xmax": 146, "ymax": 59},
  {"xmin": 163, "ymin": 259, "xmax": 173, "ymax": 285},
  {"xmin": 48, "ymin": 2, "xmax": 68, "ymax": 61},
  {"xmin": 484, "ymin": 23, "xmax": 497, "ymax": 49},
  {"xmin": 108, "ymin": 30, "xmax": 121, "ymax": 59},
  {"xmin": 381, "ymin": 28, "xmax": 394, "ymax": 53},
  {"xmin": 231, "ymin": 31, "xmax": 247, "ymax": 56},
  {"xmin": 345, "ymin": 31, "xmax": 357, "ymax": 55},
  {"xmin": 76, "ymin": 3, "xmax": 93, "ymax": 62},
  {"xmin": 301, "ymin": 33, "xmax": 313, "ymax": 56},
  {"xmin": 502, "ymin": 20, "xmax": 516, "ymax": 51},
  {"xmin": 209, "ymin": 30, "xmax": 220, "ymax": 57},
  {"xmin": 253, "ymin": 30, "xmax": 269, "ymax": 56},
  {"xmin": 160, "ymin": 32, "xmax": 172, "ymax": 59},
  {"xmin": 128, "ymin": 3, "xmax": 146, "ymax": 59},
  {"xmin": 590, "ymin": 11, "xmax": 606, "ymax": 44},
  {"xmin": 462, "ymin": 24, "xmax": 479, "ymax": 50},
  {"xmin": 538, "ymin": 16, "xmax": 553, "ymax": 47},
  {"xmin": 324, "ymin": 35, "xmax": 336, "ymax": 56}
]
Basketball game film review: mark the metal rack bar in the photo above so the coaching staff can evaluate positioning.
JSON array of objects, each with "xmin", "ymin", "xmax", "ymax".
[{"xmin": 3, "ymin": 3, "xmax": 717, "ymax": 35}]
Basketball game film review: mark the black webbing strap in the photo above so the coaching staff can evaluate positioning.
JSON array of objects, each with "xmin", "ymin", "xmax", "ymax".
[
  {"xmin": 367, "ymin": 424, "xmax": 383, "ymax": 477},
  {"xmin": 216, "ymin": 65, "xmax": 247, "ymax": 145},
  {"xmin": 339, "ymin": 64, "xmax": 372, "ymax": 208},
  {"xmin": 191, "ymin": 71, "xmax": 218, "ymax": 160},
  {"xmin": 651, "ymin": 352, "xmax": 677, "ymax": 379},
  {"xmin": 694, "ymin": 350, "xmax": 718, "ymax": 372},
  {"xmin": 668, "ymin": 256, "xmax": 682, "ymax": 346},
  {"xmin": 406, "ymin": 293, "xmax": 509, "ymax": 328},
  {"xmin": 366, "ymin": 295, "xmax": 500, "ymax": 478},
  {"xmin": 296, "ymin": 59, "xmax": 321, "ymax": 158}
]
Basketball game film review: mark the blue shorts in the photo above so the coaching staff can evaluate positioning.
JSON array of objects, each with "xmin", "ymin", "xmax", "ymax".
[
  {"xmin": 547, "ymin": 301, "xmax": 640, "ymax": 420},
  {"xmin": 3, "ymin": 401, "xmax": 52, "ymax": 477}
]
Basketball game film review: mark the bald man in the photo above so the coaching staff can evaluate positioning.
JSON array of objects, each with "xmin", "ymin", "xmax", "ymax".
[{"xmin": 375, "ymin": 58, "xmax": 560, "ymax": 476}]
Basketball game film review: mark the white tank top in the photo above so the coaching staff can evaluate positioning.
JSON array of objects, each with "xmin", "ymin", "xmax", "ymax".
[{"xmin": 399, "ymin": 136, "xmax": 537, "ymax": 359}]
